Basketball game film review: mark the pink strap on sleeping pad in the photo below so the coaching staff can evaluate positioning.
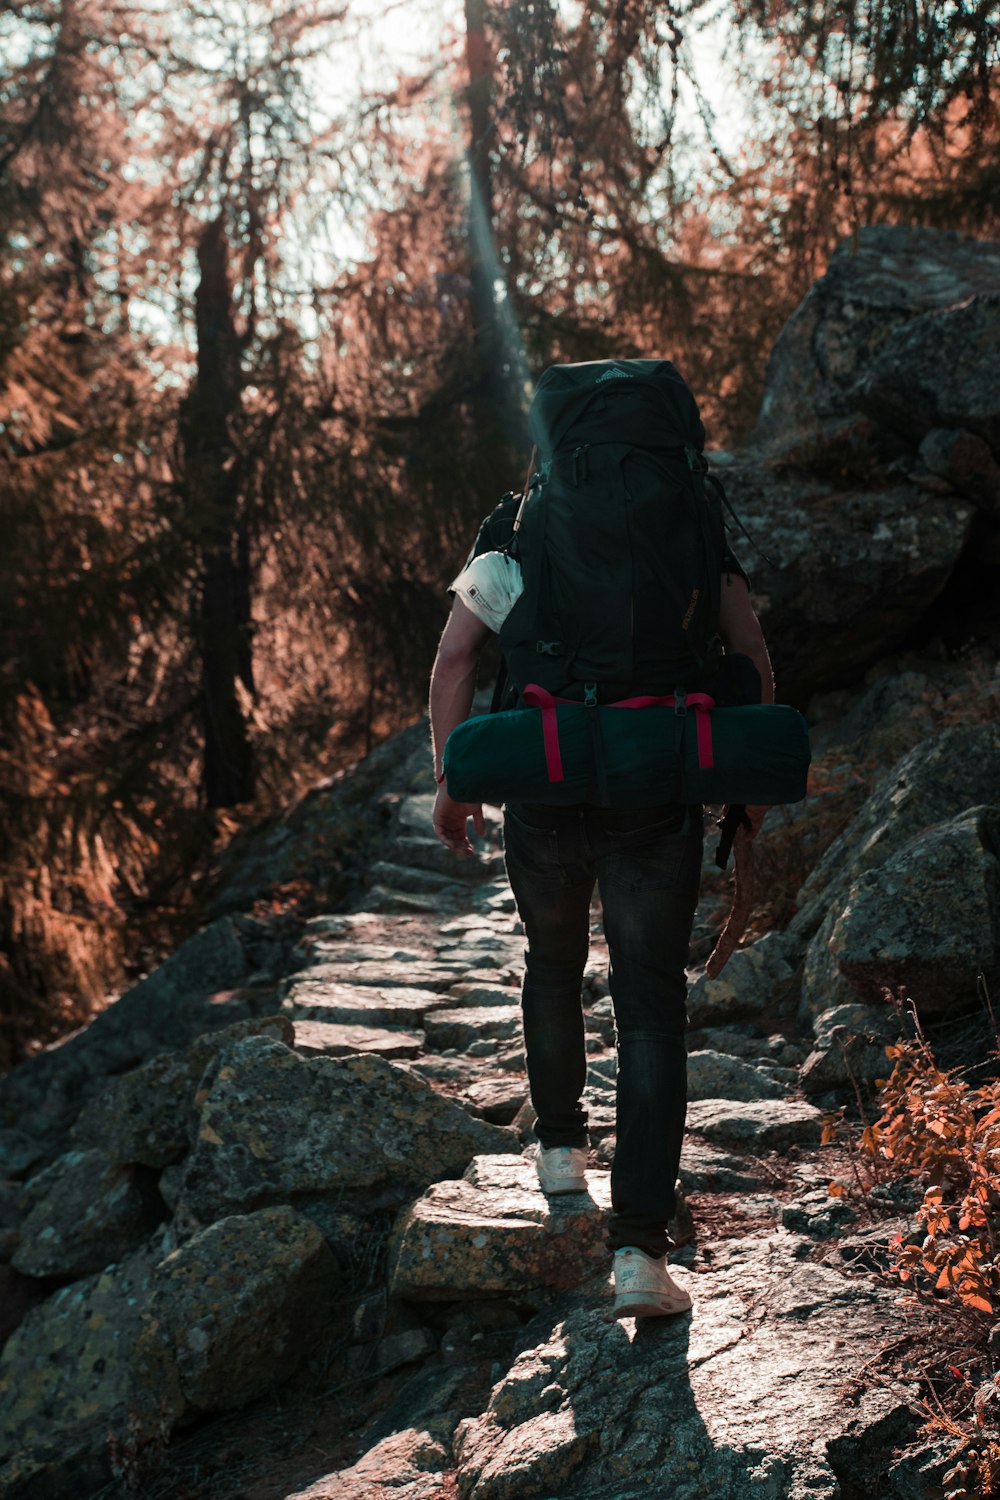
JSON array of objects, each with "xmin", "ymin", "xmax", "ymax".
[
  {"xmin": 521, "ymin": 684, "xmax": 574, "ymax": 782},
  {"xmin": 612, "ymin": 692, "xmax": 717, "ymax": 770},
  {"xmin": 521, "ymin": 685, "xmax": 717, "ymax": 784}
]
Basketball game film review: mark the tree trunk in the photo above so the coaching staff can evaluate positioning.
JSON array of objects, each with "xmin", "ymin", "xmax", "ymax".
[
  {"xmin": 181, "ymin": 215, "xmax": 255, "ymax": 807},
  {"xmin": 464, "ymin": 0, "xmax": 529, "ymax": 445}
]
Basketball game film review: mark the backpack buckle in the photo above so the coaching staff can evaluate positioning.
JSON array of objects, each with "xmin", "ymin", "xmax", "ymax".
[
  {"xmin": 583, "ymin": 682, "xmax": 598, "ymax": 707},
  {"xmin": 674, "ymin": 688, "xmax": 688, "ymax": 716},
  {"xmin": 536, "ymin": 640, "xmax": 562, "ymax": 656}
]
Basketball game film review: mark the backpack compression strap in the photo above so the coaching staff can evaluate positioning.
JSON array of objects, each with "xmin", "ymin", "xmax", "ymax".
[{"xmin": 521, "ymin": 683, "xmax": 716, "ymax": 785}]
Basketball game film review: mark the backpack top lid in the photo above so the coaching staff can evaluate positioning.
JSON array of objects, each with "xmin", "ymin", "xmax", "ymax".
[{"xmin": 527, "ymin": 358, "xmax": 705, "ymax": 458}]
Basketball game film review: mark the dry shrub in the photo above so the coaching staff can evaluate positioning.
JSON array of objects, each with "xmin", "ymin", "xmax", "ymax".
[{"xmin": 825, "ymin": 989, "xmax": 1000, "ymax": 1499}]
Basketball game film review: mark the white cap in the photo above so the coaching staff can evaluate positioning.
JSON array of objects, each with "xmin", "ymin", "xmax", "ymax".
[{"xmin": 450, "ymin": 550, "xmax": 524, "ymax": 632}]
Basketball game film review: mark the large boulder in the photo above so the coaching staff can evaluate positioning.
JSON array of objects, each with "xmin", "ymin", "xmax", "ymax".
[
  {"xmin": 686, "ymin": 1051, "xmax": 788, "ymax": 1103},
  {"xmin": 757, "ymin": 226, "xmax": 1000, "ymax": 447},
  {"xmin": 795, "ymin": 722, "xmax": 1000, "ymax": 1025},
  {"xmin": 0, "ymin": 915, "xmax": 279, "ymax": 1160},
  {"xmin": 0, "ymin": 1239, "xmax": 161, "ymax": 1499},
  {"xmin": 12, "ymin": 1149, "xmax": 162, "ymax": 1280},
  {"xmin": 795, "ymin": 722, "xmax": 1000, "ymax": 934},
  {"xmin": 829, "ymin": 806, "xmax": 1000, "ymax": 1013},
  {"xmin": 174, "ymin": 1037, "xmax": 518, "ymax": 1228},
  {"xmin": 388, "ymin": 1156, "xmax": 612, "ymax": 1301},
  {"xmin": 129, "ymin": 1207, "xmax": 336, "ymax": 1430},
  {"xmin": 799, "ymin": 1003, "xmax": 900, "ymax": 1098},
  {"xmin": 860, "ymin": 294, "xmax": 1000, "ymax": 457},
  {"xmin": 0, "ymin": 1209, "xmax": 341, "ymax": 1498},
  {"xmin": 687, "ymin": 931, "xmax": 800, "ymax": 1028},
  {"xmin": 71, "ymin": 1015, "xmax": 294, "ymax": 1168},
  {"xmin": 685, "ymin": 1098, "xmax": 823, "ymax": 1151},
  {"xmin": 453, "ymin": 1235, "xmax": 915, "ymax": 1499},
  {"xmin": 704, "ymin": 456, "xmax": 972, "ymax": 702}
]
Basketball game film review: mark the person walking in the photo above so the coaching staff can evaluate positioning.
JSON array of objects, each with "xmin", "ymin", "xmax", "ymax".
[{"xmin": 428, "ymin": 359, "xmax": 774, "ymax": 1318}]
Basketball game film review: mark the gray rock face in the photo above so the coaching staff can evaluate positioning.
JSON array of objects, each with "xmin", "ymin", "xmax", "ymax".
[
  {"xmin": 71, "ymin": 1015, "xmax": 295, "ymax": 1169},
  {"xmin": 453, "ymin": 1235, "xmax": 914, "ymax": 1499},
  {"xmin": 388, "ymin": 1155, "xmax": 612, "ymax": 1301},
  {"xmin": 685, "ymin": 1098, "xmax": 823, "ymax": 1150},
  {"xmin": 12, "ymin": 1149, "xmax": 160, "ymax": 1279},
  {"xmin": 807, "ymin": 665, "xmax": 945, "ymax": 763},
  {"xmin": 130, "ymin": 1207, "xmax": 336, "ymax": 1425},
  {"xmin": 829, "ymin": 805, "xmax": 1000, "ymax": 1012},
  {"xmin": 0, "ymin": 1239, "xmax": 161, "ymax": 1498},
  {"xmin": 757, "ymin": 226, "xmax": 1000, "ymax": 445},
  {"xmin": 687, "ymin": 932, "xmax": 799, "ymax": 1028},
  {"xmin": 175, "ymin": 1037, "xmax": 518, "ymax": 1226},
  {"xmin": 705, "ymin": 456, "xmax": 973, "ymax": 702},
  {"xmin": 860, "ymin": 294, "xmax": 1000, "ymax": 456},
  {"xmin": 686, "ymin": 1050, "xmax": 787, "ymax": 1102},
  {"xmin": 796, "ymin": 723, "xmax": 1000, "ymax": 1024}
]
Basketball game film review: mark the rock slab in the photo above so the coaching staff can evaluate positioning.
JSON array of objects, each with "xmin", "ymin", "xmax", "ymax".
[{"xmin": 454, "ymin": 1234, "xmax": 915, "ymax": 1499}]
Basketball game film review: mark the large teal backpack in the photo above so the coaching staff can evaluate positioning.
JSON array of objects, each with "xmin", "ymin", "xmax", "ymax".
[
  {"xmin": 498, "ymin": 357, "xmax": 728, "ymax": 703},
  {"xmin": 444, "ymin": 358, "xmax": 811, "ymax": 820}
]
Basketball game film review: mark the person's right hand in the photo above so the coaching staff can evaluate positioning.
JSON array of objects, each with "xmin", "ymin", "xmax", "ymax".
[{"xmin": 432, "ymin": 786, "xmax": 486, "ymax": 857}]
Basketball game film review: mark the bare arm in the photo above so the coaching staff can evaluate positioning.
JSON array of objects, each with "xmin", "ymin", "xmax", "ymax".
[
  {"xmin": 428, "ymin": 597, "xmax": 492, "ymax": 854},
  {"xmin": 718, "ymin": 576, "xmax": 775, "ymax": 705}
]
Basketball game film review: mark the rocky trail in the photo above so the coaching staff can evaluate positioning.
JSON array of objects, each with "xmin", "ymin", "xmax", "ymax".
[{"xmin": 0, "ymin": 781, "xmax": 959, "ymax": 1500}]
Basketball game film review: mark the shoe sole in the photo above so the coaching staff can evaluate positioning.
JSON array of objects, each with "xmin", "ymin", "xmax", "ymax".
[{"xmin": 612, "ymin": 1291, "xmax": 692, "ymax": 1318}]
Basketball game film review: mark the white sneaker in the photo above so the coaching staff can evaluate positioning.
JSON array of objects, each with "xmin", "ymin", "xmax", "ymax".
[
  {"xmin": 612, "ymin": 1246, "xmax": 692, "ymax": 1318},
  {"xmin": 535, "ymin": 1144, "xmax": 588, "ymax": 1194}
]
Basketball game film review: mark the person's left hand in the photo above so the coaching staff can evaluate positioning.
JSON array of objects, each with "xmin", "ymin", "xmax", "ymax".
[{"xmin": 433, "ymin": 786, "xmax": 486, "ymax": 857}]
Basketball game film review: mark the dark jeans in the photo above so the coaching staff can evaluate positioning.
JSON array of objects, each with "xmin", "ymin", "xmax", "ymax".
[{"xmin": 503, "ymin": 800, "xmax": 703, "ymax": 1259}]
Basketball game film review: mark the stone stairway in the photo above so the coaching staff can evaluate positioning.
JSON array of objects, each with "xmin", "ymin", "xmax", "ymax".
[
  {"xmin": 0, "ymin": 785, "xmax": 948, "ymax": 1500},
  {"xmin": 272, "ymin": 793, "xmax": 936, "ymax": 1500}
]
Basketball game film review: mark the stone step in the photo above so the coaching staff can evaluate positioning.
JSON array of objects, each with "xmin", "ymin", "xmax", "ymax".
[
  {"xmin": 369, "ymin": 861, "xmax": 478, "ymax": 895},
  {"xmin": 476, "ymin": 888, "xmax": 517, "ymax": 914},
  {"xmin": 363, "ymin": 885, "xmax": 467, "ymax": 915},
  {"xmin": 686, "ymin": 1098, "xmax": 823, "ymax": 1150},
  {"xmin": 395, "ymin": 835, "xmax": 505, "ymax": 880},
  {"xmin": 292, "ymin": 959, "xmax": 467, "ymax": 993},
  {"xmin": 687, "ymin": 1050, "xmax": 790, "ymax": 1103},
  {"xmin": 282, "ymin": 980, "xmax": 448, "ymax": 1028},
  {"xmin": 436, "ymin": 930, "xmax": 517, "ymax": 955},
  {"xmin": 461, "ymin": 1077, "xmax": 529, "ymax": 1125},
  {"xmin": 297, "ymin": 943, "xmax": 430, "ymax": 965},
  {"xmin": 424, "ymin": 1005, "xmax": 522, "ymax": 1052},
  {"xmin": 388, "ymin": 1154, "xmax": 612, "ymax": 1300},
  {"xmin": 455, "ymin": 966, "xmax": 520, "ymax": 988},
  {"xmin": 448, "ymin": 983, "xmax": 522, "ymax": 1006},
  {"xmin": 291, "ymin": 1022, "xmax": 424, "ymax": 1060}
]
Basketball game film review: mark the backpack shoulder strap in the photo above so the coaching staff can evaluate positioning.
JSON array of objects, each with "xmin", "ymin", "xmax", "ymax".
[{"xmin": 705, "ymin": 472, "xmax": 777, "ymax": 568}]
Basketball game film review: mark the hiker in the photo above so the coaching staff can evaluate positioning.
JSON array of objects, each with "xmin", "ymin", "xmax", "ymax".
[{"xmin": 428, "ymin": 359, "xmax": 775, "ymax": 1319}]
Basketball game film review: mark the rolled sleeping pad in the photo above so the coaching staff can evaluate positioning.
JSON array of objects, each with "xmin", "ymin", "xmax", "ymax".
[{"xmin": 443, "ymin": 693, "xmax": 811, "ymax": 808}]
